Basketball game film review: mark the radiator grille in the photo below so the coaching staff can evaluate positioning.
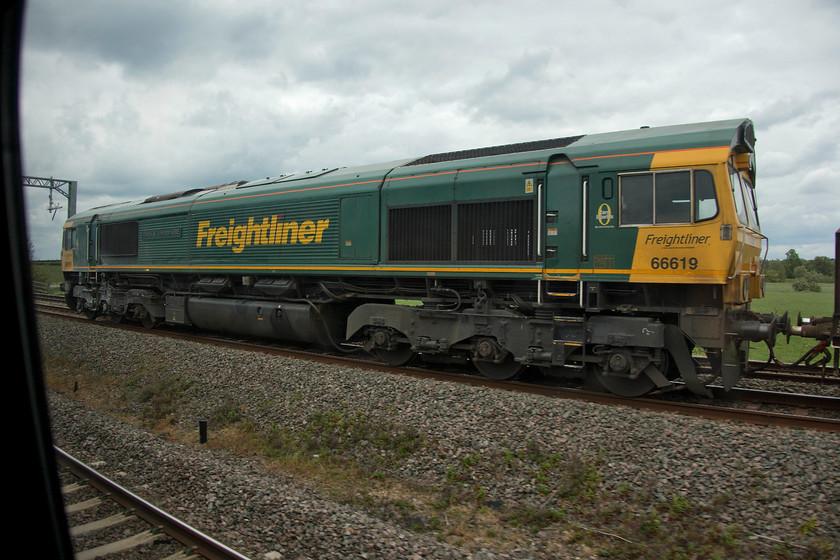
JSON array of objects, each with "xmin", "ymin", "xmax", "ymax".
[
  {"xmin": 388, "ymin": 199, "xmax": 535, "ymax": 263},
  {"xmin": 458, "ymin": 199, "xmax": 534, "ymax": 262},
  {"xmin": 100, "ymin": 221, "xmax": 138, "ymax": 257},
  {"xmin": 388, "ymin": 204, "xmax": 451, "ymax": 262}
]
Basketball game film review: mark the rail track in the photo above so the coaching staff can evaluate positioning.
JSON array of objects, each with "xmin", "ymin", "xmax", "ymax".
[
  {"xmin": 56, "ymin": 447, "xmax": 251, "ymax": 560},
  {"xmin": 35, "ymin": 296, "xmax": 840, "ymax": 432}
]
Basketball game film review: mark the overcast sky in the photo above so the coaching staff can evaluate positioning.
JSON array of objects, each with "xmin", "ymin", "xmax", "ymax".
[{"xmin": 19, "ymin": 0, "xmax": 840, "ymax": 261}]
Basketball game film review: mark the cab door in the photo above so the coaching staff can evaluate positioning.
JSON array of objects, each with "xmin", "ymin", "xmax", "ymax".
[
  {"xmin": 61, "ymin": 224, "xmax": 78, "ymax": 271},
  {"xmin": 86, "ymin": 215, "xmax": 100, "ymax": 267},
  {"xmin": 585, "ymin": 171, "xmax": 636, "ymax": 276},
  {"xmin": 544, "ymin": 155, "xmax": 583, "ymax": 278},
  {"xmin": 340, "ymin": 194, "xmax": 378, "ymax": 261}
]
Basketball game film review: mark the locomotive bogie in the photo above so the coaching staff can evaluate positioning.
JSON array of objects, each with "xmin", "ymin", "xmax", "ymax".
[{"xmin": 61, "ymin": 119, "xmax": 798, "ymax": 396}]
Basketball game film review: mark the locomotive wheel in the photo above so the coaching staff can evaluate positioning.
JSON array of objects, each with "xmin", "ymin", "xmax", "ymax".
[
  {"xmin": 140, "ymin": 311, "xmax": 158, "ymax": 329},
  {"xmin": 592, "ymin": 371, "xmax": 657, "ymax": 397},
  {"xmin": 473, "ymin": 354, "xmax": 525, "ymax": 380},
  {"xmin": 374, "ymin": 344, "xmax": 415, "ymax": 366},
  {"xmin": 591, "ymin": 347, "xmax": 677, "ymax": 397}
]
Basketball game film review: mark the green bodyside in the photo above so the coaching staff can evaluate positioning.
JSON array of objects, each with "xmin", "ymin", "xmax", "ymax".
[{"xmin": 66, "ymin": 119, "xmax": 750, "ymax": 280}]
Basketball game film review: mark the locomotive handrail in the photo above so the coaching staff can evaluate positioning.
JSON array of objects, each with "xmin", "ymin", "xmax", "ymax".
[
  {"xmin": 759, "ymin": 231, "xmax": 770, "ymax": 270},
  {"xmin": 727, "ymin": 224, "xmax": 746, "ymax": 280},
  {"xmin": 537, "ymin": 178, "xmax": 543, "ymax": 259},
  {"xmin": 581, "ymin": 178, "xmax": 589, "ymax": 260}
]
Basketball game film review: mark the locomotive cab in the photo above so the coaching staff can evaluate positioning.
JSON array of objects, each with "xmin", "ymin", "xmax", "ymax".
[{"xmin": 522, "ymin": 120, "xmax": 777, "ymax": 395}]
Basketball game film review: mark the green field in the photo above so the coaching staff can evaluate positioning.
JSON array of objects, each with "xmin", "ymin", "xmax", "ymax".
[
  {"xmin": 748, "ymin": 282, "xmax": 834, "ymax": 364},
  {"xmin": 30, "ymin": 261, "xmax": 64, "ymax": 294}
]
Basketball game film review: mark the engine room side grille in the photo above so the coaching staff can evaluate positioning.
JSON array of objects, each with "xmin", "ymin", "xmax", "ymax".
[
  {"xmin": 458, "ymin": 199, "xmax": 534, "ymax": 262},
  {"xmin": 100, "ymin": 221, "xmax": 139, "ymax": 257},
  {"xmin": 388, "ymin": 204, "xmax": 452, "ymax": 262},
  {"xmin": 388, "ymin": 200, "xmax": 535, "ymax": 263}
]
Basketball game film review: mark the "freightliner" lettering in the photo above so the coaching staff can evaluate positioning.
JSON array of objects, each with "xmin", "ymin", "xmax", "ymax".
[
  {"xmin": 196, "ymin": 216, "xmax": 330, "ymax": 253},
  {"xmin": 644, "ymin": 233, "xmax": 710, "ymax": 248}
]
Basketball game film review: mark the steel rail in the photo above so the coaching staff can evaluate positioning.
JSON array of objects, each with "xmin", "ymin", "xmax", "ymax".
[
  {"xmin": 495, "ymin": 382, "xmax": 840, "ymax": 433},
  {"xmin": 55, "ymin": 447, "xmax": 252, "ymax": 560},
  {"xmin": 709, "ymin": 386, "xmax": 840, "ymax": 409}
]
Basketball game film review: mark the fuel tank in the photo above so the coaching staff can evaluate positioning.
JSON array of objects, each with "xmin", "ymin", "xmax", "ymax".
[{"xmin": 185, "ymin": 298, "xmax": 326, "ymax": 343}]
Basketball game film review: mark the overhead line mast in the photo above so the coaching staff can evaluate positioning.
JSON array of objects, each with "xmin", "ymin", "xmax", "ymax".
[{"xmin": 22, "ymin": 176, "xmax": 77, "ymax": 219}]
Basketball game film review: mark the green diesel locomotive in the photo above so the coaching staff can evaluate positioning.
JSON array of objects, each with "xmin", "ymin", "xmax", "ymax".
[{"xmin": 62, "ymin": 118, "xmax": 789, "ymax": 396}]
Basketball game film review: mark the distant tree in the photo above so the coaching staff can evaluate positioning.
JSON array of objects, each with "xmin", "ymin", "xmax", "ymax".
[
  {"xmin": 784, "ymin": 249, "xmax": 803, "ymax": 278},
  {"xmin": 810, "ymin": 256, "xmax": 835, "ymax": 279},
  {"xmin": 763, "ymin": 260, "xmax": 786, "ymax": 282}
]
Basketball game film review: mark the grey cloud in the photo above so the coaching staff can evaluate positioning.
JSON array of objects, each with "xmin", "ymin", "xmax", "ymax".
[{"xmin": 24, "ymin": 1, "xmax": 278, "ymax": 80}]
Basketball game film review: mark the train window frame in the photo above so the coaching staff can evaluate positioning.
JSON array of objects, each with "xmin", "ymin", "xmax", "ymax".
[
  {"xmin": 729, "ymin": 167, "xmax": 749, "ymax": 226},
  {"xmin": 653, "ymin": 170, "xmax": 691, "ymax": 224},
  {"xmin": 619, "ymin": 173, "xmax": 654, "ymax": 225},
  {"xmin": 728, "ymin": 164, "xmax": 760, "ymax": 232},
  {"xmin": 694, "ymin": 169, "xmax": 718, "ymax": 222},
  {"xmin": 743, "ymin": 176, "xmax": 760, "ymax": 231},
  {"xmin": 62, "ymin": 228, "xmax": 76, "ymax": 251},
  {"xmin": 618, "ymin": 169, "xmax": 718, "ymax": 227}
]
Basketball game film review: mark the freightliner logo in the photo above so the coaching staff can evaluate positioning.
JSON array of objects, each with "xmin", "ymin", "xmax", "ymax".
[
  {"xmin": 196, "ymin": 216, "xmax": 330, "ymax": 253},
  {"xmin": 644, "ymin": 233, "xmax": 710, "ymax": 248}
]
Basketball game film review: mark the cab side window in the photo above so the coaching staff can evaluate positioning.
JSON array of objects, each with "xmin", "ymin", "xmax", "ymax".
[
  {"xmin": 619, "ymin": 174, "xmax": 653, "ymax": 225},
  {"xmin": 728, "ymin": 166, "xmax": 760, "ymax": 231},
  {"xmin": 620, "ymin": 170, "xmax": 717, "ymax": 226},
  {"xmin": 62, "ymin": 228, "xmax": 76, "ymax": 250},
  {"xmin": 694, "ymin": 170, "xmax": 718, "ymax": 221},
  {"xmin": 654, "ymin": 171, "xmax": 690, "ymax": 224}
]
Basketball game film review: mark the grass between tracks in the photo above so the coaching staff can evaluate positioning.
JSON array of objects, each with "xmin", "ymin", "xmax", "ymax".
[{"xmin": 42, "ymin": 338, "xmax": 835, "ymax": 560}]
